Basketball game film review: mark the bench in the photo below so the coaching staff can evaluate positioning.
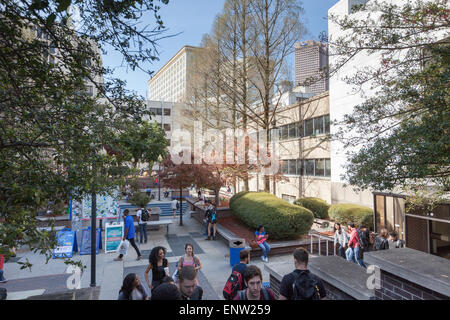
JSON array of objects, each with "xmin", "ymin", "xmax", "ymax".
[{"xmin": 134, "ymin": 219, "xmax": 173, "ymax": 235}]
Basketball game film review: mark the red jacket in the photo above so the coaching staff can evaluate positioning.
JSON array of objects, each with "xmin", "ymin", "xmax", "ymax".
[
  {"xmin": 348, "ymin": 228, "xmax": 360, "ymax": 248},
  {"xmin": 0, "ymin": 255, "xmax": 4, "ymax": 270}
]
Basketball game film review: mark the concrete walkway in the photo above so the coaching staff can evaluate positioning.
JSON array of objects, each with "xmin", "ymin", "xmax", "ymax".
[{"xmin": 1, "ymin": 215, "xmax": 296, "ymax": 300}]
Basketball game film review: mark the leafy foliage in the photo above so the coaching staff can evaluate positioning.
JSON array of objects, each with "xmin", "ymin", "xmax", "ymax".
[
  {"xmin": 328, "ymin": 203, "xmax": 373, "ymax": 230},
  {"xmin": 229, "ymin": 191, "xmax": 314, "ymax": 240},
  {"xmin": 294, "ymin": 197, "xmax": 330, "ymax": 219}
]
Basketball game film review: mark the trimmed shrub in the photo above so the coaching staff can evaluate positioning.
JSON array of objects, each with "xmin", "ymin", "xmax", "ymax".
[
  {"xmin": 294, "ymin": 197, "xmax": 330, "ymax": 219},
  {"xmin": 328, "ymin": 203, "xmax": 374, "ymax": 230},
  {"xmin": 229, "ymin": 192, "xmax": 314, "ymax": 240}
]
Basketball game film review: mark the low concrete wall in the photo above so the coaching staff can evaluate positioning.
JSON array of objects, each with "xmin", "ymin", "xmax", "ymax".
[{"xmin": 364, "ymin": 248, "xmax": 450, "ymax": 300}]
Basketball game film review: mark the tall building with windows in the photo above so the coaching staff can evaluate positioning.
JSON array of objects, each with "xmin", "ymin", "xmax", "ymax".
[
  {"xmin": 147, "ymin": 46, "xmax": 203, "ymax": 103},
  {"xmin": 294, "ymin": 40, "xmax": 329, "ymax": 96}
]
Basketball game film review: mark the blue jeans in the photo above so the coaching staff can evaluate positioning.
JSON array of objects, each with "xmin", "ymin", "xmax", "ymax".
[
  {"xmin": 204, "ymin": 220, "xmax": 209, "ymax": 235},
  {"xmin": 138, "ymin": 223, "xmax": 147, "ymax": 243},
  {"xmin": 0, "ymin": 270, "xmax": 5, "ymax": 281},
  {"xmin": 354, "ymin": 246, "xmax": 367, "ymax": 268},
  {"xmin": 346, "ymin": 247, "xmax": 366, "ymax": 268},
  {"xmin": 258, "ymin": 242, "xmax": 270, "ymax": 258}
]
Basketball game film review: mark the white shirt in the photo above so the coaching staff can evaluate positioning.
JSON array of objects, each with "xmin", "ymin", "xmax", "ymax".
[
  {"xmin": 171, "ymin": 200, "xmax": 178, "ymax": 210},
  {"xmin": 136, "ymin": 209, "xmax": 147, "ymax": 224},
  {"xmin": 334, "ymin": 229, "xmax": 348, "ymax": 247}
]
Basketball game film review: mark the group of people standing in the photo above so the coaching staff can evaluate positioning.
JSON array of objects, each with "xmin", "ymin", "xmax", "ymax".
[{"xmin": 333, "ymin": 222, "xmax": 405, "ymax": 268}]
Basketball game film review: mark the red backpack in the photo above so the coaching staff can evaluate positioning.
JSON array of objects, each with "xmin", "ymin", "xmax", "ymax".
[{"xmin": 223, "ymin": 271, "xmax": 244, "ymax": 300}]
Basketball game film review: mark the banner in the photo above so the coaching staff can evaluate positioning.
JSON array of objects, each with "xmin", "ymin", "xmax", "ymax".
[
  {"xmin": 52, "ymin": 228, "xmax": 78, "ymax": 259},
  {"xmin": 105, "ymin": 222, "xmax": 124, "ymax": 253},
  {"xmin": 79, "ymin": 227, "xmax": 102, "ymax": 255}
]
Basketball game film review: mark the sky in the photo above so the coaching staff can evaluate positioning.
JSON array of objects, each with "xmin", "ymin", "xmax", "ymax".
[{"xmin": 101, "ymin": 0, "xmax": 340, "ymax": 98}]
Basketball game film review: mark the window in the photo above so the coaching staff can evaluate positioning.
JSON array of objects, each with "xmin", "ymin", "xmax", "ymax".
[
  {"xmin": 163, "ymin": 124, "xmax": 171, "ymax": 131},
  {"xmin": 304, "ymin": 119, "xmax": 314, "ymax": 136},
  {"xmin": 281, "ymin": 160, "xmax": 288, "ymax": 174},
  {"xmin": 315, "ymin": 159, "xmax": 325, "ymax": 176},
  {"xmin": 297, "ymin": 122, "xmax": 304, "ymax": 138},
  {"xmin": 156, "ymin": 108, "xmax": 162, "ymax": 115},
  {"xmin": 167, "ymin": 139, "xmax": 171, "ymax": 146},
  {"xmin": 288, "ymin": 159, "xmax": 296, "ymax": 175},
  {"xmin": 49, "ymin": 43, "xmax": 55, "ymax": 54},
  {"xmin": 305, "ymin": 159, "xmax": 315, "ymax": 176},
  {"xmin": 288, "ymin": 123, "xmax": 297, "ymax": 139},
  {"xmin": 314, "ymin": 117, "xmax": 324, "ymax": 135},
  {"xmin": 85, "ymin": 85, "xmax": 94, "ymax": 97},
  {"xmin": 296, "ymin": 159, "xmax": 303, "ymax": 176},
  {"xmin": 324, "ymin": 115, "xmax": 330, "ymax": 134},
  {"xmin": 325, "ymin": 159, "xmax": 331, "ymax": 177},
  {"xmin": 164, "ymin": 108, "xmax": 171, "ymax": 116},
  {"xmin": 280, "ymin": 125, "xmax": 289, "ymax": 140}
]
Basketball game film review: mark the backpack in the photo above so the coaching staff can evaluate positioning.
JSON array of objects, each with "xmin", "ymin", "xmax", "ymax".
[
  {"xmin": 210, "ymin": 209, "xmax": 217, "ymax": 223},
  {"xmin": 176, "ymin": 201, "xmax": 180, "ymax": 210},
  {"xmin": 141, "ymin": 209, "xmax": 149, "ymax": 222},
  {"xmin": 238, "ymin": 287, "xmax": 270, "ymax": 300},
  {"xmin": 223, "ymin": 271, "xmax": 244, "ymax": 300},
  {"xmin": 292, "ymin": 271, "xmax": 321, "ymax": 300}
]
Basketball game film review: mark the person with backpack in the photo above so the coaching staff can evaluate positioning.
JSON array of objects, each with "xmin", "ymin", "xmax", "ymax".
[
  {"xmin": 279, "ymin": 247, "xmax": 327, "ymax": 300},
  {"xmin": 223, "ymin": 250, "xmax": 250, "ymax": 300},
  {"xmin": 205, "ymin": 202, "xmax": 217, "ymax": 240},
  {"xmin": 173, "ymin": 243, "xmax": 202, "ymax": 284},
  {"xmin": 114, "ymin": 209, "xmax": 142, "ymax": 261},
  {"xmin": 178, "ymin": 266, "xmax": 203, "ymax": 300},
  {"xmin": 388, "ymin": 231, "xmax": 404, "ymax": 249},
  {"xmin": 203, "ymin": 200, "xmax": 212, "ymax": 236},
  {"xmin": 374, "ymin": 228, "xmax": 390, "ymax": 251},
  {"xmin": 136, "ymin": 206, "xmax": 150, "ymax": 244},
  {"xmin": 233, "ymin": 265, "xmax": 276, "ymax": 300}
]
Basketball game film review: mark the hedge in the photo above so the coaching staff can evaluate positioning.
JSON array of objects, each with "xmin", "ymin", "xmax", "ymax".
[
  {"xmin": 328, "ymin": 203, "xmax": 374, "ymax": 230},
  {"xmin": 294, "ymin": 197, "xmax": 330, "ymax": 219},
  {"xmin": 229, "ymin": 192, "xmax": 314, "ymax": 240},
  {"xmin": 130, "ymin": 193, "xmax": 151, "ymax": 208}
]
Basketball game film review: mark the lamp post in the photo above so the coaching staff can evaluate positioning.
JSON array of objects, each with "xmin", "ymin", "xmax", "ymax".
[
  {"xmin": 90, "ymin": 191, "xmax": 96, "ymax": 287},
  {"xmin": 157, "ymin": 155, "xmax": 162, "ymax": 201}
]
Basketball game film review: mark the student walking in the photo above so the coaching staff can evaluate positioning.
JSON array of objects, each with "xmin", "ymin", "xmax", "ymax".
[
  {"xmin": 278, "ymin": 247, "xmax": 327, "ymax": 300},
  {"xmin": 346, "ymin": 222, "xmax": 366, "ymax": 268},
  {"xmin": 233, "ymin": 265, "xmax": 276, "ymax": 300},
  {"xmin": 136, "ymin": 206, "xmax": 150, "ymax": 244},
  {"xmin": 118, "ymin": 273, "xmax": 149, "ymax": 300},
  {"xmin": 388, "ymin": 231, "xmax": 404, "ymax": 249},
  {"xmin": 145, "ymin": 246, "xmax": 169, "ymax": 291},
  {"xmin": 374, "ymin": 228, "xmax": 390, "ymax": 251},
  {"xmin": 255, "ymin": 225, "xmax": 270, "ymax": 262},
  {"xmin": 333, "ymin": 222, "xmax": 348, "ymax": 259},
  {"xmin": 114, "ymin": 209, "xmax": 142, "ymax": 261},
  {"xmin": 223, "ymin": 250, "xmax": 250, "ymax": 300},
  {"xmin": 178, "ymin": 266, "xmax": 203, "ymax": 300}
]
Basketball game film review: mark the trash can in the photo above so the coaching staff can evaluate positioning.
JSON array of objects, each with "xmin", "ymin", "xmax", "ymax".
[{"xmin": 229, "ymin": 238, "xmax": 245, "ymax": 267}]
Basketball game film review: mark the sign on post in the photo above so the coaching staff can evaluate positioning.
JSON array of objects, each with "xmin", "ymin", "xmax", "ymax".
[
  {"xmin": 52, "ymin": 228, "xmax": 78, "ymax": 259},
  {"xmin": 105, "ymin": 222, "xmax": 124, "ymax": 253}
]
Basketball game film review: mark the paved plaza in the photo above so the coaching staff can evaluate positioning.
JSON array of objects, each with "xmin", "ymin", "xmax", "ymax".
[{"xmin": 0, "ymin": 215, "xmax": 296, "ymax": 300}]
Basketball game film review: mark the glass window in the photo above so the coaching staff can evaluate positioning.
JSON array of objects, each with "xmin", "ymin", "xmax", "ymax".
[
  {"xmin": 304, "ymin": 119, "xmax": 314, "ymax": 137},
  {"xmin": 324, "ymin": 115, "xmax": 330, "ymax": 134},
  {"xmin": 281, "ymin": 160, "xmax": 288, "ymax": 174},
  {"xmin": 289, "ymin": 160, "xmax": 297, "ymax": 175},
  {"xmin": 164, "ymin": 108, "xmax": 171, "ymax": 116},
  {"xmin": 315, "ymin": 159, "xmax": 325, "ymax": 176},
  {"xmin": 281, "ymin": 125, "xmax": 289, "ymax": 140},
  {"xmin": 314, "ymin": 117, "xmax": 324, "ymax": 135},
  {"xmin": 156, "ymin": 108, "xmax": 162, "ymax": 115},
  {"xmin": 149, "ymin": 108, "xmax": 157, "ymax": 116},
  {"xmin": 164, "ymin": 124, "xmax": 171, "ymax": 131},
  {"xmin": 296, "ymin": 159, "xmax": 303, "ymax": 176},
  {"xmin": 297, "ymin": 122, "xmax": 303, "ymax": 138},
  {"xmin": 325, "ymin": 159, "xmax": 331, "ymax": 177},
  {"xmin": 305, "ymin": 159, "xmax": 315, "ymax": 176},
  {"xmin": 288, "ymin": 123, "xmax": 297, "ymax": 139},
  {"xmin": 167, "ymin": 139, "xmax": 171, "ymax": 146}
]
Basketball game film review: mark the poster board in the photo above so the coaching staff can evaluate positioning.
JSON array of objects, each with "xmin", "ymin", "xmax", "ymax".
[
  {"xmin": 52, "ymin": 228, "xmax": 78, "ymax": 259},
  {"xmin": 79, "ymin": 228, "xmax": 102, "ymax": 255},
  {"xmin": 105, "ymin": 222, "xmax": 124, "ymax": 253}
]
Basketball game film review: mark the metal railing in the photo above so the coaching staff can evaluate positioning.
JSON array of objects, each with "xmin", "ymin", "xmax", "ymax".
[{"xmin": 309, "ymin": 232, "xmax": 335, "ymax": 256}]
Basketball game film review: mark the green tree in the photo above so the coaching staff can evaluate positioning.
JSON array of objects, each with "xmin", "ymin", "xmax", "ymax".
[
  {"xmin": 0, "ymin": 0, "xmax": 169, "ymax": 268},
  {"xmin": 329, "ymin": 0, "xmax": 449, "ymax": 195}
]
